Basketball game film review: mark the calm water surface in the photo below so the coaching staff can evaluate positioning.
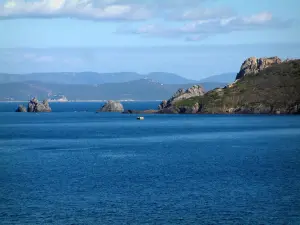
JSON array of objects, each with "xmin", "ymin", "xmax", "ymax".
[{"xmin": 0, "ymin": 102, "xmax": 300, "ymax": 224}]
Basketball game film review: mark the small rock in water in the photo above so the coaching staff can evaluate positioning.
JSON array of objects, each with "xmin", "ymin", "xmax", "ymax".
[
  {"xmin": 16, "ymin": 98, "xmax": 51, "ymax": 113},
  {"xmin": 97, "ymin": 100, "xmax": 124, "ymax": 112}
]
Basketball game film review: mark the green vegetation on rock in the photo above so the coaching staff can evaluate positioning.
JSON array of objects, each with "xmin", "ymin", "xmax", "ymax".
[{"xmin": 171, "ymin": 59, "xmax": 300, "ymax": 114}]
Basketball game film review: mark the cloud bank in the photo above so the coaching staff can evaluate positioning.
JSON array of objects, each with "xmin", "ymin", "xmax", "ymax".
[
  {"xmin": 0, "ymin": 0, "xmax": 220, "ymax": 21},
  {"xmin": 122, "ymin": 12, "xmax": 292, "ymax": 41},
  {"xmin": 0, "ymin": 0, "xmax": 293, "ymax": 41},
  {"xmin": 0, "ymin": 0, "xmax": 154, "ymax": 20}
]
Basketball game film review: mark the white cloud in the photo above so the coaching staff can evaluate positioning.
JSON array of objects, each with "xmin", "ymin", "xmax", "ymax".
[
  {"xmin": 242, "ymin": 12, "xmax": 272, "ymax": 24},
  {"xmin": 63, "ymin": 57, "xmax": 83, "ymax": 65},
  {"xmin": 23, "ymin": 53, "xmax": 54, "ymax": 62},
  {"xmin": 35, "ymin": 55, "xmax": 54, "ymax": 63},
  {"xmin": 0, "ymin": 0, "xmax": 236, "ymax": 21},
  {"xmin": 0, "ymin": 0, "xmax": 152, "ymax": 20},
  {"xmin": 123, "ymin": 12, "xmax": 292, "ymax": 41},
  {"xmin": 0, "ymin": 1, "xmax": 292, "ymax": 42},
  {"xmin": 17, "ymin": 52, "xmax": 84, "ymax": 65},
  {"xmin": 168, "ymin": 7, "xmax": 234, "ymax": 20}
]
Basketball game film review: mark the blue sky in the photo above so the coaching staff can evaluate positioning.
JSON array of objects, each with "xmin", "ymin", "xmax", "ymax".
[{"xmin": 0, "ymin": 0, "xmax": 299, "ymax": 78}]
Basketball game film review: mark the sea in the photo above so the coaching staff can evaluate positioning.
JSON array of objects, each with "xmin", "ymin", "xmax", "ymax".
[{"xmin": 0, "ymin": 102, "xmax": 300, "ymax": 225}]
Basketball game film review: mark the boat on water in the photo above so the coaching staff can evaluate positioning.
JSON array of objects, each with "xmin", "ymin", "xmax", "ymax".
[{"xmin": 137, "ymin": 117, "xmax": 144, "ymax": 120}]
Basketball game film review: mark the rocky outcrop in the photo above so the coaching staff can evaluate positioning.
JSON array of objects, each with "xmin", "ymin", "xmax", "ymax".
[
  {"xmin": 27, "ymin": 98, "xmax": 52, "ymax": 112},
  {"xmin": 179, "ymin": 102, "xmax": 200, "ymax": 114},
  {"xmin": 236, "ymin": 56, "xmax": 282, "ymax": 80},
  {"xmin": 16, "ymin": 98, "xmax": 51, "ymax": 113},
  {"xmin": 159, "ymin": 102, "xmax": 201, "ymax": 114},
  {"xmin": 16, "ymin": 105, "xmax": 27, "ymax": 112},
  {"xmin": 159, "ymin": 85, "xmax": 205, "ymax": 110},
  {"xmin": 97, "ymin": 100, "xmax": 124, "ymax": 112},
  {"xmin": 120, "ymin": 85, "xmax": 205, "ymax": 115},
  {"xmin": 158, "ymin": 100, "xmax": 167, "ymax": 110},
  {"xmin": 169, "ymin": 85, "xmax": 205, "ymax": 104}
]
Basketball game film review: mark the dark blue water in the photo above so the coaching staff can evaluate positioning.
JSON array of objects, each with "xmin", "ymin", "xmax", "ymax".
[{"xmin": 0, "ymin": 103, "xmax": 300, "ymax": 225}]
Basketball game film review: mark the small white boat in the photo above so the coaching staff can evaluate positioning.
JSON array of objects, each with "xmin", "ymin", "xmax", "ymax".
[{"xmin": 137, "ymin": 116, "xmax": 144, "ymax": 120}]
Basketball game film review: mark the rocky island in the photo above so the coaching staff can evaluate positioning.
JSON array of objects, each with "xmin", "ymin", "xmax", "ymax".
[
  {"xmin": 16, "ymin": 97, "xmax": 52, "ymax": 113},
  {"xmin": 97, "ymin": 100, "xmax": 124, "ymax": 112}
]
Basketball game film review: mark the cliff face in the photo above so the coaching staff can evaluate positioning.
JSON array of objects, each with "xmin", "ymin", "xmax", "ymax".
[
  {"xmin": 160, "ymin": 58, "xmax": 300, "ymax": 114},
  {"xmin": 236, "ymin": 56, "xmax": 282, "ymax": 80}
]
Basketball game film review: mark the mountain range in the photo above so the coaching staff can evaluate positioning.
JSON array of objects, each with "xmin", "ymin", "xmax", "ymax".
[
  {"xmin": 0, "ymin": 72, "xmax": 235, "ymax": 101},
  {"xmin": 0, "ymin": 71, "xmax": 235, "ymax": 85}
]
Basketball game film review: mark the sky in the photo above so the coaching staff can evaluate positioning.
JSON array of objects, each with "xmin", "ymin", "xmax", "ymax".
[{"xmin": 0, "ymin": 0, "xmax": 299, "ymax": 79}]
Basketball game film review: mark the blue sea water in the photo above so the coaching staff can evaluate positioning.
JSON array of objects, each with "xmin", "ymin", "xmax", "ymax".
[{"xmin": 0, "ymin": 102, "xmax": 300, "ymax": 225}]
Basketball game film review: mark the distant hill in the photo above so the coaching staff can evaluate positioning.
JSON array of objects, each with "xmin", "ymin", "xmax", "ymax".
[
  {"xmin": 0, "ymin": 71, "xmax": 199, "ymax": 85},
  {"xmin": 199, "ymin": 73, "xmax": 236, "ymax": 84},
  {"xmin": 0, "ymin": 79, "xmax": 226, "ymax": 101},
  {"xmin": 0, "ymin": 72, "xmax": 142, "ymax": 85}
]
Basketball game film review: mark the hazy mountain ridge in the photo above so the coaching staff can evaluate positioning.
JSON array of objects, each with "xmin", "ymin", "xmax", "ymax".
[
  {"xmin": 199, "ymin": 73, "xmax": 236, "ymax": 83},
  {"xmin": 0, "ymin": 71, "xmax": 235, "ymax": 84},
  {"xmin": 0, "ymin": 71, "xmax": 231, "ymax": 101},
  {"xmin": 0, "ymin": 71, "xmax": 201, "ymax": 85},
  {"xmin": 0, "ymin": 79, "xmax": 226, "ymax": 101}
]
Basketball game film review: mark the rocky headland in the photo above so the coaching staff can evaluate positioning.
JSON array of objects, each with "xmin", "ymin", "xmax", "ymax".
[
  {"xmin": 16, "ymin": 98, "xmax": 52, "ymax": 112},
  {"xmin": 157, "ymin": 57, "xmax": 300, "ymax": 114},
  {"xmin": 125, "ymin": 57, "xmax": 300, "ymax": 115}
]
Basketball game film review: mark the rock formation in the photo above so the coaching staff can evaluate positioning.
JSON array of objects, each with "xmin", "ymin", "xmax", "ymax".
[
  {"xmin": 169, "ymin": 85, "xmax": 205, "ymax": 103},
  {"xmin": 27, "ymin": 98, "xmax": 52, "ymax": 112},
  {"xmin": 97, "ymin": 100, "xmax": 124, "ymax": 112},
  {"xmin": 16, "ymin": 105, "xmax": 27, "ymax": 112},
  {"xmin": 158, "ymin": 85, "xmax": 205, "ymax": 111},
  {"xmin": 16, "ymin": 98, "xmax": 51, "ymax": 113},
  {"xmin": 236, "ymin": 56, "xmax": 282, "ymax": 80},
  {"xmin": 158, "ymin": 100, "xmax": 167, "ymax": 110}
]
